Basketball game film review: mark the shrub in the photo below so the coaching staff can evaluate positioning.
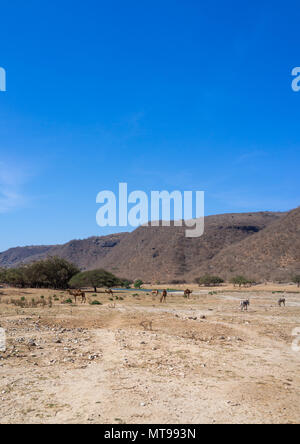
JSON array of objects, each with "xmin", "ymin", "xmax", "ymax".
[
  {"xmin": 90, "ymin": 300, "xmax": 102, "ymax": 305},
  {"xmin": 119, "ymin": 279, "xmax": 133, "ymax": 289},
  {"xmin": 64, "ymin": 298, "xmax": 73, "ymax": 304},
  {"xmin": 134, "ymin": 280, "xmax": 143, "ymax": 289},
  {"xmin": 292, "ymin": 275, "xmax": 300, "ymax": 287},
  {"xmin": 195, "ymin": 275, "xmax": 224, "ymax": 286},
  {"xmin": 230, "ymin": 275, "xmax": 254, "ymax": 287}
]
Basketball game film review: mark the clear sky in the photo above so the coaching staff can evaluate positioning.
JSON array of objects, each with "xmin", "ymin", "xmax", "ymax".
[{"xmin": 0, "ymin": 0, "xmax": 299, "ymax": 252}]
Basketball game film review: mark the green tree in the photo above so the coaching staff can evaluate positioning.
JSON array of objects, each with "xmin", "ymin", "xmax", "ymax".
[
  {"xmin": 292, "ymin": 275, "xmax": 300, "ymax": 287},
  {"xmin": 69, "ymin": 269, "xmax": 121, "ymax": 292},
  {"xmin": 1, "ymin": 257, "xmax": 79, "ymax": 289},
  {"xmin": 0, "ymin": 267, "xmax": 7, "ymax": 283},
  {"xmin": 31, "ymin": 257, "xmax": 79, "ymax": 289},
  {"xmin": 119, "ymin": 278, "xmax": 133, "ymax": 289},
  {"xmin": 230, "ymin": 275, "xmax": 249, "ymax": 288},
  {"xmin": 3, "ymin": 266, "xmax": 28, "ymax": 288},
  {"xmin": 195, "ymin": 275, "xmax": 224, "ymax": 287},
  {"xmin": 134, "ymin": 279, "xmax": 144, "ymax": 289}
]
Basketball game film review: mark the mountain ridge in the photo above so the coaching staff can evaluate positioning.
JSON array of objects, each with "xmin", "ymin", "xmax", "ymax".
[{"xmin": 2, "ymin": 209, "xmax": 298, "ymax": 282}]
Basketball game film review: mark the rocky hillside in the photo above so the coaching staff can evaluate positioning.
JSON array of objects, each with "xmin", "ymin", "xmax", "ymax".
[
  {"xmin": 200, "ymin": 207, "xmax": 300, "ymax": 281},
  {"xmin": 1, "ymin": 209, "xmax": 296, "ymax": 282},
  {"xmin": 0, "ymin": 233, "xmax": 127, "ymax": 270},
  {"xmin": 97, "ymin": 211, "xmax": 286, "ymax": 282}
]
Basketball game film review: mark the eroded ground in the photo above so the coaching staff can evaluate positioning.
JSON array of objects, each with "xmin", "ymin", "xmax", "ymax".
[{"xmin": 0, "ymin": 285, "xmax": 300, "ymax": 424}]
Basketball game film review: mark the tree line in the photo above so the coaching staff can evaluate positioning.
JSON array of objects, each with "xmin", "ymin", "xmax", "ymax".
[
  {"xmin": 0, "ymin": 257, "xmax": 299, "ymax": 289},
  {"xmin": 194, "ymin": 274, "xmax": 300, "ymax": 287},
  {"xmin": 0, "ymin": 257, "xmax": 131, "ymax": 290}
]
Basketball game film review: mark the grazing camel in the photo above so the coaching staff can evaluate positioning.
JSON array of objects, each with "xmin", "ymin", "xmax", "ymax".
[
  {"xmin": 278, "ymin": 298, "xmax": 286, "ymax": 307},
  {"xmin": 184, "ymin": 289, "xmax": 193, "ymax": 299},
  {"xmin": 68, "ymin": 289, "xmax": 81, "ymax": 304},
  {"xmin": 240, "ymin": 299, "xmax": 250, "ymax": 311},
  {"xmin": 68, "ymin": 289, "xmax": 86, "ymax": 304},
  {"xmin": 105, "ymin": 289, "xmax": 114, "ymax": 297},
  {"xmin": 160, "ymin": 289, "xmax": 167, "ymax": 303}
]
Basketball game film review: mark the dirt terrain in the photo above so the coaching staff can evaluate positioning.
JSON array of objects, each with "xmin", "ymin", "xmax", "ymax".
[{"xmin": 0, "ymin": 284, "xmax": 300, "ymax": 424}]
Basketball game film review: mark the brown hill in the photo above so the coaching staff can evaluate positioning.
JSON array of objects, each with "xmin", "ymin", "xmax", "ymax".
[
  {"xmin": 0, "ymin": 233, "xmax": 127, "ymax": 270},
  {"xmin": 97, "ymin": 211, "xmax": 285, "ymax": 282},
  {"xmin": 1, "ymin": 209, "xmax": 298, "ymax": 283},
  {"xmin": 201, "ymin": 207, "xmax": 300, "ymax": 281}
]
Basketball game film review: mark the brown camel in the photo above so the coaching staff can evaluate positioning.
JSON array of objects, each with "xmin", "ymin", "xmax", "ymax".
[
  {"xmin": 68, "ymin": 289, "xmax": 81, "ymax": 304},
  {"xmin": 105, "ymin": 289, "xmax": 114, "ymax": 297},
  {"xmin": 184, "ymin": 289, "xmax": 193, "ymax": 299},
  {"xmin": 68, "ymin": 289, "xmax": 86, "ymax": 304},
  {"xmin": 160, "ymin": 289, "xmax": 167, "ymax": 303}
]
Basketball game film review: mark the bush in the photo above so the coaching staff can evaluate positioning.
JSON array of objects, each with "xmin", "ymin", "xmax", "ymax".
[
  {"xmin": 292, "ymin": 275, "xmax": 300, "ymax": 287},
  {"xmin": 230, "ymin": 275, "xmax": 252, "ymax": 287},
  {"xmin": 64, "ymin": 298, "xmax": 73, "ymax": 304},
  {"xmin": 90, "ymin": 300, "xmax": 102, "ymax": 305},
  {"xmin": 119, "ymin": 279, "xmax": 133, "ymax": 289},
  {"xmin": 134, "ymin": 279, "xmax": 143, "ymax": 289},
  {"xmin": 195, "ymin": 275, "xmax": 224, "ymax": 287}
]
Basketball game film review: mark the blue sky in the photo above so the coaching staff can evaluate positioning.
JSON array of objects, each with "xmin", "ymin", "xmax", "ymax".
[{"xmin": 0, "ymin": 0, "xmax": 299, "ymax": 251}]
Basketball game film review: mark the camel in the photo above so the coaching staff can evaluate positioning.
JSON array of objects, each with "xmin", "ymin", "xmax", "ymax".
[
  {"xmin": 68, "ymin": 289, "xmax": 81, "ymax": 304},
  {"xmin": 184, "ymin": 289, "xmax": 193, "ymax": 299},
  {"xmin": 151, "ymin": 290, "xmax": 159, "ymax": 297},
  {"xmin": 278, "ymin": 298, "xmax": 286, "ymax": 307},
  {"xmin": 160, "ymin": 289, "xmax": 167, "ymax": 303},
  {"xmin": 240, "ymin": 299, "xmax": 250, "ymax": 311},
  {"xmin": 105, "ymin": 289, "xmax": 114, "ymax": 297},
  {"xmin": 68, "ymin": 289, "xmax": 86, "ymax": 304}
]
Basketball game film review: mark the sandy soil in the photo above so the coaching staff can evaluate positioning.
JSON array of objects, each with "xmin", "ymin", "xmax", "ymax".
[{"xmin": 0, "ymin": 285, "xmax": 300, "ymax": 424}]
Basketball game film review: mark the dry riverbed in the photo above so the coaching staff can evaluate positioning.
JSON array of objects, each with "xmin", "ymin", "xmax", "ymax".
[{"xmin": 0, "ymin": 286, "xmax": 300, "ymax": 424}]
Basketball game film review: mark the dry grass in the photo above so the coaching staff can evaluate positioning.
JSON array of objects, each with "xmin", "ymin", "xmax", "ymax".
[{"xmin": 0, "ymin": 284, "xmax": 300, "ymax": 424}]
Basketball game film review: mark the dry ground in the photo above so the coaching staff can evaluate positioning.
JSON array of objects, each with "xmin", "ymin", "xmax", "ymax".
[{"xmin": 0, "ymin": 284, "xmax": 300, "ymax": 424}]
